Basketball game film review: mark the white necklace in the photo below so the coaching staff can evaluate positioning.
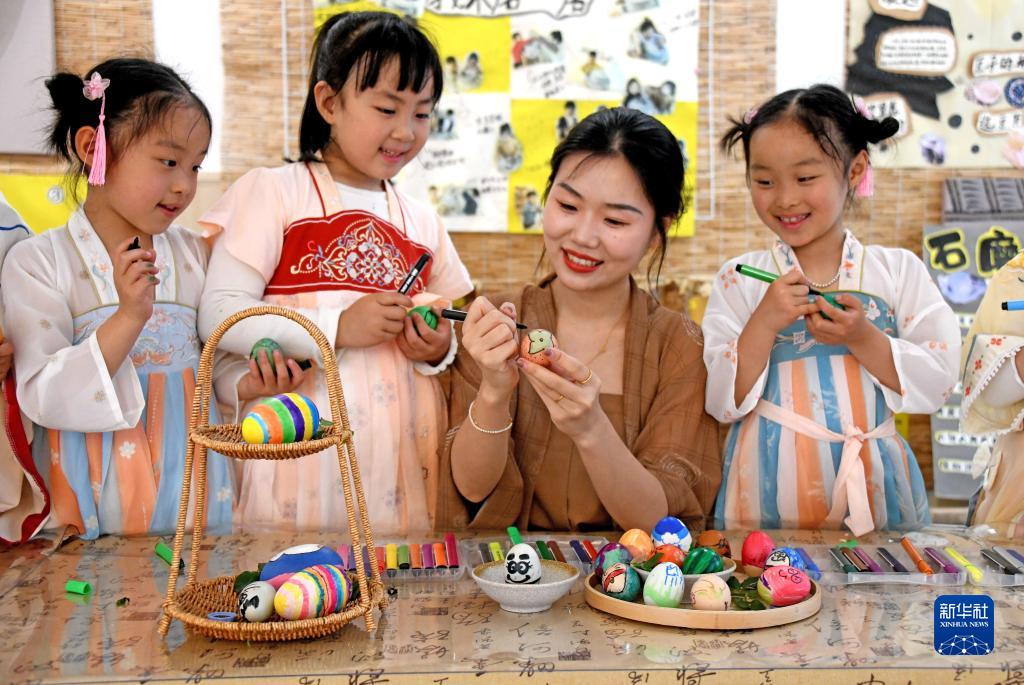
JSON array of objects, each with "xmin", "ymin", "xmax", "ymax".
[{"xmin": 807, "ymin": 270, "xmax": 841, "ymax": 289}]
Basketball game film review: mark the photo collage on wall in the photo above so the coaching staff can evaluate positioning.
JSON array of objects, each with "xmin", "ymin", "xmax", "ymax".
[{"xmin": 315, "ymin": 0, "xmax": 700, "ymax": 234}]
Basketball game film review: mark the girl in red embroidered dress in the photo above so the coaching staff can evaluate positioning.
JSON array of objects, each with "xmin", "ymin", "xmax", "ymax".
[{"xmin": 199, "ymin": 12, "xmax": 472, "ymax": 534}]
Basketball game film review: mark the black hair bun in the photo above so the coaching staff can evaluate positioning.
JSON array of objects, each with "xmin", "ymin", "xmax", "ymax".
[
  {"xmin": 864, "ymin": 116, "xmax": 900, "ymax": 145},
  {"xmin": 45, "ymin": 72, "xmax": 87, "ymax": 112}
]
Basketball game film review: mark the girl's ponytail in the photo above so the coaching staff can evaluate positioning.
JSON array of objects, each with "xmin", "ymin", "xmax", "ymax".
[{"xmin": 45, "ymin": 72, "xmax": 96, "ymax": 165}]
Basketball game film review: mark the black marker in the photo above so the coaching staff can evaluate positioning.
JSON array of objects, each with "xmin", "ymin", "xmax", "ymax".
[
  {"xmin": 128, "ymin": 237, "xmax": 141, "ymax": 250},
  {"xmin": 397, "ymin": 253, "xmax": 432, "ymax": 295},
  {"xmin": 441, "ymin": 308, "xmax": 527, "ymax": 331}
]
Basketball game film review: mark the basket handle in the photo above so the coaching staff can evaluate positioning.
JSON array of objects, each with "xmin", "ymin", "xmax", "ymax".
[{"xmin": 193, "ymin": 305, "xmax": 352, "ymax": 438}]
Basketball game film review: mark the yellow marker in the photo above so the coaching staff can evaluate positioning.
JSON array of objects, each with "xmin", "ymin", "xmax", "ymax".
[
  {"xmin": 385, "ymin": 543, "xmax": 399, "ymax": 572},
  {"xmin": 488, "ymin": 541, "xmax": 504, "ymax": 562},
  {"xmin": 945, "ymin": 546, "xmax": 984, "ymax": 583}
]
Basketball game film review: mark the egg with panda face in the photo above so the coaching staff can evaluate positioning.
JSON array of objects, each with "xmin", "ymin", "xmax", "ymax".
[
  {"xmin": 237, "ymin": 581, "xmax": 276, "ymax": 622},
  {"xmin": 505, "ymin": 543, "xmax": 542, "ymax": 584}
]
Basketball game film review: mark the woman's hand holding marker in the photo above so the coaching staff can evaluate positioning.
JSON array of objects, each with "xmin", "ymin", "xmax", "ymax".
[{"xmin": 463, "ymin": 297, "xmax": 520, "ymax": 400}]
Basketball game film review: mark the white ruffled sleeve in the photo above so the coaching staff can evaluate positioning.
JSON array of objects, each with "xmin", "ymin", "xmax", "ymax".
[
  {"xmin": 1, "ymin": 238, "xmax": 144, "ymax": 432},
  {"xmin": 701, "ymin": 259, "xmax": 769, "ymax": 423},
  {"xmin": 874, "ymin": 249, "xmax": 961, "ymax": 414}
]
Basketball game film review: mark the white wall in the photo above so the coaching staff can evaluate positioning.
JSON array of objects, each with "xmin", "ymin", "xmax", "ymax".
[
  {"xmin": 0, "ymin": 1, "xmax": 56, "ymax": 154},
  {"xmin": 775, "ymin": 0, "xmax": 846, "ymax": 93},
  {"xmin": 152, "ymin": 0, "xmax": 224, "ymax": 173}
]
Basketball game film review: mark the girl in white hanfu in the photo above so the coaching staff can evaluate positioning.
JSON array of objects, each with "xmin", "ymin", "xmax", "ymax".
[
  {"xmin": 702, "ymin": 85, "xmax": 960, "ymax": 536},
  {"xmin": 1, "ymin": 59, "xmax": 239, "ymax": 541},
  {"xmin": 199, "ymin": 12, "xmax": 472, "ymax": 535}
]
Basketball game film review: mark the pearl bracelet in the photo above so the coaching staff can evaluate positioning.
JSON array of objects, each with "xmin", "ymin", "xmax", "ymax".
[{"xmin": 467, "ymin": 400, "xmax": 513, "ymax": 434}]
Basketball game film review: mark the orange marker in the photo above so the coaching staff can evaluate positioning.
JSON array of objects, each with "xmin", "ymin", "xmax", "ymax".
[
  {"xmin": 901, "ymin": 537, "xmax": 934, "ymax": 575},
  {"xmin": 433, "ymin": 541, "xmax": 448, "ymax": 568},
  {"xmin": 410, "ymin": 542, "xmax": 423, "ymax": 570}
]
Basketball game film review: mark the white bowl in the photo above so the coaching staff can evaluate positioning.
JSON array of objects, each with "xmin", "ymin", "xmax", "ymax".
[
  {"xmin": 631, "ymin": 557, "xmax": 736, "ymax": 604},
  {"xmin": 471, "ymin": 559, "xmax": 579, "ymax": 613}
]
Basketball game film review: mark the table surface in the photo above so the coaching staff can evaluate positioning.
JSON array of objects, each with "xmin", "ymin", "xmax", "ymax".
[{"xmin": 1, "ymin": 528, "xmax": 1022, "ymax": 685}]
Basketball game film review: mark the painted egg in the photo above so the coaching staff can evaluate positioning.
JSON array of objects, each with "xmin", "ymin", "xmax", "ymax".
[
  {"xmin": 651, "ymin": 516, "xmax": 691, "ymax": 552},
  {"xmin": 408, "ymin": 305, "xmax": 439, "ymax": 330},
  {"xmin": 650, "ymin": 543, "xmax": 687, "ymax": 569},
  {"xmin": 237, "ymin": 581, "xmax": 276, "ymax": 622},
  {"xmin": 505, "ymin": 543, "xmax": 542, "ymax": 584},
  {"xmin": 696, "ymin": 530, "xmax": 731, "ymax": 558},
  {"xmin": 679, "ymin": 546, "xmax": 724, "ymax": 575},
  {"xmin": 619, "ymin": 528, "xmax": 655, "ymax": 562},
  {"xmin": 260, "ymin": 544, "xmax": 344, "ymax": 588},
  {"xmin": 242, "ymin": 392, "xmax": 321, "ymax": 444},
  {"xmin": 643, "ymin": 561, "xmax": 684, "ymax": 608},
  {"xmin": 594, "ymin": 542, "xmax": 632, "ymax": 579},
  {"xmin": 690, "ymin": 574, "xmax": 731, "ymax": 611},
  {"xmin": 520, "ymin": 329, "xmax": 558, "ymax": 366},
  {"xmin": 757, "ymin": 566, "xmax": 812, "ymax": 607},
  {"xmin": 250, "ymin": 338, "xmax": 283, "ymax": 374},
  {"xmin": 764, "ymin": 547, "xmax": 806, "ymax": 572},
  {"xmin": 741, "ymin": 531, "xmax": 775, "ymax": 571},
  {"xmin": 601, "ymin": 562, "xmax": 641, "ymax": 601},
  {"xmin": 274, "ymin": 564, "xmax": 352, "ymax": 620}
]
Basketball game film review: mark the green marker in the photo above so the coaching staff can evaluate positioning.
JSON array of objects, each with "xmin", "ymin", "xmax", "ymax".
[
  {"xmin": 65, "ymin": 579, "xmax": 92, "ymax": 595},
  {"xmin": 829, "ymin": 547, "xmax": 858, "ymax": 573},
  {"xmin": 735, "ymin": 263, "xmax": 845, "ymax": 310},
  {"xmin": 507, "ymin": 525, "xmax": 523, "ymax": 546},
  {"xmin": 155, "ymin": 540, "xmax": 185, "ymax": 572}
]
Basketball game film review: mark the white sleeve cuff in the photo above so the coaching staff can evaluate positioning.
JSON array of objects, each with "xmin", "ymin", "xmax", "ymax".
[
  {"xmin": 413, "ymin": 321, "xmax": 458, "ymax": 376},
  {"xmin": 87, "ymin": 331, "xmax": 144, "ymax": 429},
  {"xmin": 979, "ymin": 350, "xmax": 1024, "ymax": 407}
]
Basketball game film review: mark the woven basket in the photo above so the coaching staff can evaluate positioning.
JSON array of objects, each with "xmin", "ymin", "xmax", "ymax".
[{"xmin": 158, "ymin": 306, "xmax": 387, "ymax": 641}]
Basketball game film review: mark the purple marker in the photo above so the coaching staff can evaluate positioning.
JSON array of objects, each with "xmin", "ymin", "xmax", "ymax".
[
  {"xmin": 569, "ymin": 539, "xmax": 590, "ymax": 564},
  {"xmin": 925, "ymin": 547, "xmax": 959, "ymax": 574},
  {"xmin": 360, "ymin": 544, "xmax": 373, "ymax": 573},
  {"xmin": 422, "ymin": 542, "xmax": 435, "ymax": 572},
  {"xmin": 852, "ymin": 547, "xmax": 884, "ymax": 573}
]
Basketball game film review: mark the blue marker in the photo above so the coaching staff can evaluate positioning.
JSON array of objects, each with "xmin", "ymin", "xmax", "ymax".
[
  {"xmin": 795, "ymin": 547, "xmax": 821, "ymax": 580},
  {"xmin": 1001, "ymin": 300, "xmax": 1024, "ymax": 311}
]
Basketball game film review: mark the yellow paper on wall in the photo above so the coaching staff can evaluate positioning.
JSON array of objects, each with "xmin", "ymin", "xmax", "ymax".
[{"xmin": 0, "ymin": 174, "xmax": 81, "ymax": 234}]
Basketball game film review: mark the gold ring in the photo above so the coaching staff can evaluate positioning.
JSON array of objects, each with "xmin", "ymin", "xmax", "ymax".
[
  {"xmin": 555, "ymin": 394, "xmax": 565, "ymax": 403},
  {"xmin": 576, "ymin": 368, "xmax": 593, "ymax": 385}
]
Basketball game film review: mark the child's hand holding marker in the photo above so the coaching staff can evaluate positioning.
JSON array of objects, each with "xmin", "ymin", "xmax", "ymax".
[
  {"xmin": 115, "ymin": 235, "xmax": 159, "ymax": 324},
  {"xmin": 743, "ymin": 266, "xmax": 820, "ymax": 334}
]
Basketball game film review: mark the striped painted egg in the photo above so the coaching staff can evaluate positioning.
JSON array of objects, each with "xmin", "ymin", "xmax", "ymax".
[
  {"xmin": 273, "ymin": 564, "xmax": 352, "ymax": 620},
  {"xmin": 241, "ymin": 393, "xmax": 320, "ymax": 444}
]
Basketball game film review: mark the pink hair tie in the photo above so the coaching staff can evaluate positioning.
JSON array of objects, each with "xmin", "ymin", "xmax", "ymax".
[
  {"xmin": 742, "ymin": 107, "xmax": 758, "ymax": 125},
  {"xmin": 82, "ymin": 72, "xmax": 110, "ymax": 186}
]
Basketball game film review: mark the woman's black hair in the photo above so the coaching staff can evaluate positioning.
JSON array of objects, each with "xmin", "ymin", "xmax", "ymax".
[
  {"xmin": 720, "ymin": 83, "xmax": 899, "ymax": 178},
  {"xmin": 45, "ymin": 57, "xmax": 211, "ymax": 197},
  {"xmin": 543, "ymin": 107, "xmax": 686, "ymax": 293},
  {"xmin": 299, "ymin": 11, "xmax": 443, "ymax": 161}
]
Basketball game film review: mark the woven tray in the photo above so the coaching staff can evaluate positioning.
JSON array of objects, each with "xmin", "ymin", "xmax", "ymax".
[
  {"xmin": 163, "ymin": 575, "xmax": 386, "ymax": 641},
  {"xmin": 584, "ymin": 572, "xmax": 822, "ymax": 630}
]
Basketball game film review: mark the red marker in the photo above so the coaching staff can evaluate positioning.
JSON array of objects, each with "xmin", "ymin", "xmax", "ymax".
[{"xmin": 444, "ymin": 532, "xmax": 459, "ymax": 568}]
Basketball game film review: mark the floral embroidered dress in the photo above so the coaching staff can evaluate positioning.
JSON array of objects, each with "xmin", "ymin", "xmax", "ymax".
[
  {"xmin": 0, "ymin": 211, "xmax": 234, "ymax": 539},
  {"xmin": 960, "ymin": 253, "xmax": 1024, "ymax": 539},
  {"xmin": 199, "ymin": 162, "xmax": 472, "ymax": 535},
  {"xmin": 702, "ymin": 231, "xmax": 960, "ymax": 534}
]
